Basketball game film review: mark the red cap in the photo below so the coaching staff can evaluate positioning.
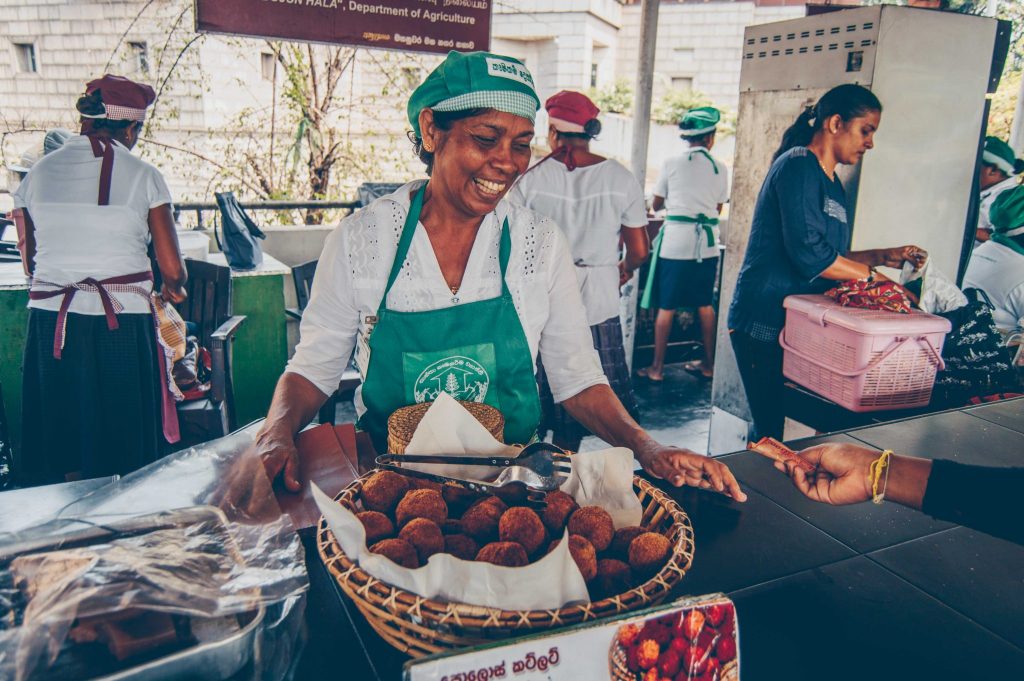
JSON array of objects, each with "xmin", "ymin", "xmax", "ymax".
[
  {"xmin": 545, "ymin": 90, "xmax": 599, "ymax": 133},
  {"xmin": 84, "ymin": 74, "xmax": 156, "ymax": 121}
]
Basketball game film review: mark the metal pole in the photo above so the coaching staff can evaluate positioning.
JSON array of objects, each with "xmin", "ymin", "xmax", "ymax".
[
  {"xmin": 1011, "ymin": 74, "xmax": 1024, "ymax": 155},
  {"xmin": 630, "ymin": 0, "xmax": 660, "ymax": 189}
]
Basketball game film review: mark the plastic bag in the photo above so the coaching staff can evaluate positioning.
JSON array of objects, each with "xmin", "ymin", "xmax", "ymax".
[
  {"xmin": 214, "ymin": 192, "xmax": 265, "ymax": 271},
  {"xmin": 0, "ymin": 425, "xmax": 308, "ymax": 681},
  {"xmin": 901, "ymin": 260, "xmax": 967, "ymax": 314}
]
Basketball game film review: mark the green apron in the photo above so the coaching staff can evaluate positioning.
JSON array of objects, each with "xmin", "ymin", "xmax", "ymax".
[
  {"xmin": 357, "ymin": 185, "xmax": 542, "ymax": 451},
  {"xmin": 640, "ymin": 213, "xmax": 720, "ymax": 309}
]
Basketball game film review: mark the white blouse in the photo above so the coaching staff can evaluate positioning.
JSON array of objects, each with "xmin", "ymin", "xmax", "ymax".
[
  {"xmin": 509, "ymin": 159, "xmax": 648, "ymax": 326},
  {"xmin": 654, "ymin": 145, "xmax": 730, "ymax": 261},
  {"xmin": 286, "ymin": 180, "xmax": 608, "ymax": 418},
  {"xmin": 13, "ymin": 135, "xmax": 172, "ymax": 315}
]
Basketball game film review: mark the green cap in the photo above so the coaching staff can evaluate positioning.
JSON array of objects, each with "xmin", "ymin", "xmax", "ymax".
[
  {"xmin": 679, "ymin": 106, "xmax": 720, "ymax": 136},
  {"xmin": 983, "ymin": 136, "xmax": 1017, "ymax": 176},
  {"xmin": 407, "ymin": 51, "xmax": 541, "ymax": 138},
  {"xmin": 989, "ymin": 183, "xmax": 1024, "ymax": 236}
]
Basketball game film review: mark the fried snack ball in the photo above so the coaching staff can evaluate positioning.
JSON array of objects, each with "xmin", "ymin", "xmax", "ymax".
[
  {"xmin": 610, "ymin": 526, "xmax": 646, "ymax": 560},
  {"xmin": 475, "ymin": 541, "xmax": 528, "ymax": 567},
  {"xmin": 460, "ymin": 496, "xmax": 508, "ymax": 543},
  {"xmin": 540, "ymin": 490, "xmax": 579, "ymax": 534},
  {"xmin": 567, "ymin": 506, "xmax": 614, "ymax": 552},
  {"xmin": 395, "ymin": 489, "xmax": 448, "ymax": 528},
  {"xmin": 361, "ymin": 471, "xmax": 411, "ymax": 514},
  {"xmin": 398, "ymin": 518, "xmax": 445, "ymax": 564},
  {"xmin": 628, "ymin": 532, "xmax": 671, "ymax": 575},
  {"xmin": 498, "ymin": 507, "xmax": 547, "ymax": 556},
  {"xmin": 565, "ymin": 534, "xmax": 597, "ymax": 581},
  {"xmin": 591, "ymin": 559, "xmax": 633, "ymax": 599},
  {"xmin": 444, "ymin": 534, "xmax": 480, "ymax": 561},
  {"xmin": 442, "ymin": 485, "xmax": 483, "ymax": 517},
  {"xmin": 356, "ymin": 511, "xmax": 394, "ymax": 545},
  {"xmin": 368, "ymin": 538, "xmax": 419, "ymax": 569}
]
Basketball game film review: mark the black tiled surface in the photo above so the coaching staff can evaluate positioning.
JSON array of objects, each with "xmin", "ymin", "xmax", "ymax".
[
  {"xmin": 848, "ymin": 410, "xmax": 1024, "ymax": 467},
  {"xmin": 869, "ymin": 527, "xmax": 1024, "ymax": 649},
  {"xmin": 660, "ymin": 481, "xmax": 856, "ymax": 595},
  {"xmin": 729, "ymin": 556, "xmax": 1024, "ymax": 680},
  {"xmin": 725, "ymin": 436, "xmax": 954, "ymax": 553},
  {"xmin": 965, "ymin": 396, "xmax": 1024, "ymax": 434}
]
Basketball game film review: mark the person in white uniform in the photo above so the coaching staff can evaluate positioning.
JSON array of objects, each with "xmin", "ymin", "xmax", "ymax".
[
  {"xmin": 639, "ymin": 107, "xmax": 729, "ymax": 381},
  {"xmin": 256, "ymin": 51, "xmax": 745, "ymax": 501},
  {"xmin": 976, "ymin": 136, "xmax": 1020, "ymax": 244},
  {"xmin": 14, "ymin": 75, "xmax": 186, "ymax": 485},
  {"xmin": 964, "ymin": 184, "xmax": 1024, "ymax": 334},
  {"xmin": 509, "ymin": 90, "xmax": 649, "ymax": 449}
]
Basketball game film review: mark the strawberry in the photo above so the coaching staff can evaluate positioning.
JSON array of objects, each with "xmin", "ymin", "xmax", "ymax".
[
  {"xmin": 637, "ymin": 639, "xmax": 661, "ymax": 670},
  {"xmin": 657, "ymin": 648, "xmax": 682, "ymax": 678},
  {"xmin": 669, "ymin": 636, "xmax": 688, "ymax": 655},
  {"xmin": 696, "ymin": 657, "xmax": 720, "ymax": 681},
  {"xmin": 642, "ymin": 668, "xmax": 660, "ymax": 681},
  {"xmin": 640, "ymin": 621, "xmax": 672, "ymax": 647},
  {"xmin": 715, "ymin": 634, "xmax": 737, "ymax": 663},
  {"xmin": 618, "ymin": 623, "xmax": 642, "ymax": 647},
  {"xmin": 682, "ymin": 643, "xmax": 710, "ymax": 676},
  {"xmin": 681, "ymin": 609, "xmax": 706, "ymax": 641},
  {"xmin": 626, "ymin": 644, "xmax": 642, "ymax": 672},
  {"xmin": 696, "ymin": 627, "xmax": 718, "ymax": 651},
  {"xmin": 703, "ymin": 603, "xmax": 732, "ymax": 628}
]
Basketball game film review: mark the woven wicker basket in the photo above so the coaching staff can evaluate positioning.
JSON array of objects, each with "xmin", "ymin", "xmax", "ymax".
[
  {"xmin": 386, "ymin": 401, "xmax": 504, "ymax": 454},
  {"xmin": 316, "ymin": 466, "xmax": 695, "ymax": 657}
]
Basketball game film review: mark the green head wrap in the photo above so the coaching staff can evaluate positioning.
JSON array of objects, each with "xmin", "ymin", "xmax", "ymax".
[
  {"xmin": 983, "ymin": 136, "xmax": 1017, "ymax": 176},
  {"xmin": 407, "ymin": 51, "xmax": 541, "ymax": 138},
  {"xmin": 679, "ymin": 106, "xmax": 720, "ymax": 137},
  {"xmin": 988, "ymin": 183, "xmax": 1024, "ymax": 255}
]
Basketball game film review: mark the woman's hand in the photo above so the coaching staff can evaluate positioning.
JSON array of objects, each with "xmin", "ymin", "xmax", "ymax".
[
  {"xmin": 618, "ymin": 260, "xmax": 634, "ymax": 287},
  {"xmin": 774, "ymin": 442, "xmax": 876, "ymax": 505},
  {"xmin": 637, "ymin": 443, "xmax": 747, "ymax": 502},
  {"xmin": 160, "ymin": 282, "xmax": 186, "ymax": 304},
  {"xmin": 878, "ymin": 245, "xmax": 928, "ymax": 271},
  {"xmin": 255, "ymin": 423, "xmax": 302, "ymax": 493}
]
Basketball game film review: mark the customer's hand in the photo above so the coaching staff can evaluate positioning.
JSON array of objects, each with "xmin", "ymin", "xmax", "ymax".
[
  {"xmin": 638, "ymin": 444, "xmax": 747, "ymax": 502},
  {"xmin": 161, "ymin": 283, "xmax": 187, "ymax": 304},
  {"xmin": 255, "ymin": 423, "xmax": 302, "ymax": 493},
  {"xmin": 774, "ymin": 442, "xmax": 877, "ymax": 505},
  {"xmin": 879, "ymin": 245, "xmax": 928, "ymax": 270}
]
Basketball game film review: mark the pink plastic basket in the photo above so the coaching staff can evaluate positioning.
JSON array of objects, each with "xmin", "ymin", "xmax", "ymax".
[{"xmin": 780, "ymin": 295, "xmax": 951, "ymax": 412}]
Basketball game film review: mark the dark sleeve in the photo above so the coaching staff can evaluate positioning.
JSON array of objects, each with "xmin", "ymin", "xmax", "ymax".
[
  {"xmin": 773, "ymin": 155, "xmax": 842, "ymax": 281},
  {"xmin": 921, "ymin": 459, "xmax": 1024, "ymax": 545}
]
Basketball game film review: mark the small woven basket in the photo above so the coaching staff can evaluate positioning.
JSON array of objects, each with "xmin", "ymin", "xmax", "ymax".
[
  {"xmin": 316, "ymin": 464, "xmax": 695, "ymax": 657},
  {"xmin": 387, "ymin": 401, "xmax": 504, "ymax": 454}
]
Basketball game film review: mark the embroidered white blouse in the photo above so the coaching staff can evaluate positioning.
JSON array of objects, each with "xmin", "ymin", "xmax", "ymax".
[{"xmin": 286, "ymin": 180, "xmax": 608, "ymax": 418}]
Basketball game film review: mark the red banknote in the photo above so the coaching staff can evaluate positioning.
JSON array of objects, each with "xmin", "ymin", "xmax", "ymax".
[{"xmin": 747, "ymin": 437, "xmax": 815, "ymax": 472}]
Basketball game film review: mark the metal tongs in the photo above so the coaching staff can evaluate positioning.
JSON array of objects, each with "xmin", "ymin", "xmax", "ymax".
[{"xmin": 374, "ymin": 442, "xmax": 571, "ymax": 508}]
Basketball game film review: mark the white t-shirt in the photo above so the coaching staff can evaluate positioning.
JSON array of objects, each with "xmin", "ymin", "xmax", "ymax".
[
  {"xmin": 13, "ymin": 135, "xmax": 172, "ymax": 314},
  {"xmin": 509, "ymin": 159, "xmax": 647, "ymax": 326},
  {"xmin": 654, "ymin": 145, "xmax": 729, "ymax": 261},
  {"xmin": 963, "ymin": 240, "xmax": 1024, "ymax": 332},
  {"xmin": 286, "ymin": 180, "xmax": 608, "ymax": 419}
]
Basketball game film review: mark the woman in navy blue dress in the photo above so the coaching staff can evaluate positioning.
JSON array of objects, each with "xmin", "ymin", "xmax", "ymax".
[{"xmin": 727, "ymin": 85, "xmax": 927, "ymax": 439}]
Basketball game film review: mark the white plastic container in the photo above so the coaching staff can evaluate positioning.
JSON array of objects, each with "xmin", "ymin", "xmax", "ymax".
[
  {"xmin": 176, "ymin": 229, "xmax": 210, "ymax": 261},
  {"xmin": 780, "ymin": 294, "xmax": 951, "ymax": 411}
]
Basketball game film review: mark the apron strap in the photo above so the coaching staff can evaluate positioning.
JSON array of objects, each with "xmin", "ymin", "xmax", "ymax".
[
  {"xmin": 86, "ymin": 134, "xmax": 116, "ymax": 206},
  {"xmin": 379, "ymin": 183, "xmax": 512, "ymax": 313},
  {"xmin": 688, "ymin": 148, "xmax": 719, "ymax": 175}
]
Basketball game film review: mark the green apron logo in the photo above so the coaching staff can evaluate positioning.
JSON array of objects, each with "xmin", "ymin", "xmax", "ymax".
[{"xmin": 404, "ymin": 345, "xmax": 496, "ymax": 404}]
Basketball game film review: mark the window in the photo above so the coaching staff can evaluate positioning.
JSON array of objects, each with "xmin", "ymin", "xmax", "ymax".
[
  {"xmin": 590, "ymin": 63, "xmax": 598, "ymax": 87},
  {"xmin": 671, "ymin": 77, "xmax": 693, "ymax": 91},
  {"xmin": 129, "ymin": 41, "xmax": 149, "ymax": 74},
  {"xmin": 261, "ymin": 52, "xmax": 275, "ymax": 81},
  {"xmin": 14, "ymin": 43, "xmax": 37, "ymax": 73}
]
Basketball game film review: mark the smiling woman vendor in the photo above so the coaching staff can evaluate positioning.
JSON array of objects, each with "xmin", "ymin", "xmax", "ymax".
[{"xmin": 257, "ymin": 51, "xmax": 745, "ymax": 501}]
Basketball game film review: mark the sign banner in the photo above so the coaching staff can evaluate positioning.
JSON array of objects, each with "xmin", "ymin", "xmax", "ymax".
[{"xmin": 195, "ymin": 0, "xmax": 491, "ymax": 55}]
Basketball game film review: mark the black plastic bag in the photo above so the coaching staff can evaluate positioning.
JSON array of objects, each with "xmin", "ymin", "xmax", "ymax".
[
  {"xmin": 214, "ymin": 191, "xmax": 265, "ymax": 271},
  {"xmin": 932, "ymin": 288, "xmax": 1017, "ymax": 407}
]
